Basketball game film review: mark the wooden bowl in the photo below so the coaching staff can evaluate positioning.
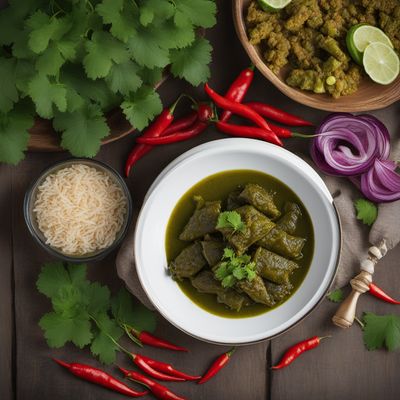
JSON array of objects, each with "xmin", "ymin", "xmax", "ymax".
[
  {"xmin": 233, "ymin": 0, "xmax": 400, "ymax": 112},
  {"xmin": 28, "ymin": 76, "xmax": 167, "ymax": 152}
]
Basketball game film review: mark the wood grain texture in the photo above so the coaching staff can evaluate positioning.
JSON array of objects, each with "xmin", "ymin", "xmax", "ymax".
[
  {"xmin": 0, "ymin": 165, "xmax": 14, "ymax": 400},
  {"xmin": 233, "ymin": 0, "xmax": 400, "ymax": 112}
]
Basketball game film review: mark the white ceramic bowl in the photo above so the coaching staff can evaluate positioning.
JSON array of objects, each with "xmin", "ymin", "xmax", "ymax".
[{"xmin": 135, "ymin": 139, "xmax": 341, "ymax": 345}]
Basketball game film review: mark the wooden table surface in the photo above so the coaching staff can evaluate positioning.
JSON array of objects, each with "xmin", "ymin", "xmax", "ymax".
[{"xmin": 1, "ymin": 2, "xmax": 400, "ymax": 399}]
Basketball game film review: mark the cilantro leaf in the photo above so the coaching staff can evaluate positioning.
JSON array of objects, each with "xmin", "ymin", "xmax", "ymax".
[
  {"xmin": 327, "ymin": 288, "xmax": 344, "ymax": 303},
  {"xmin": 105, "ymin": 60, "xmax": 142, "ymax": 96},
  {"xmin": 127, "ymin": 27, "xmax": 170, "ymax": 69},
  {"xmin": 35, "ymin": 43, "xmax": 65, "ymax": 76},
  {"xmin": 111, "ymin": 288, "xmax": 157, "ymax": 333},
  {"xmin": 363, "ymin": 313, "xmax": 400, "ymax": 351},
  {"xmin": 87, "ymin": 283, "xmax": 111, "ymax": 317},
  {"xmin": 0, "ymin": 106, "xmax": 34, "ymax": 165},
  {"xmin": 174, "ymin": 0, "xmax": 217, "ymax": 29},
  {"xmin": 215, "ymin": 248, "xmax": 256, "ymax": 288},
  {"xmin": 53, "ymin": 104, "xmax": 110, "ymax": 157},
  {"xmin": 121, "ymin": 86, "xmax": 162, "ymax": 130},
  {"xmin": 28, "ymin": 73, "xmax": 67, "ymax": 119},
  {"xmin": 170, "ymin": 37, "xmax": 212, "ymax": 86},
  {"xmin": 36, "ymin": 262, "xmax": 70, "ymax": 298},
  {"xmin": 39, "ymin": 311, "xmax": 92, "ymax": 349},
  {"xmin": 96, "ymin": 0, "xmax": 137, "ymax": 43},
  {"xmin": 139, "ymin": 0, "xmax": 174, "ymax": 27},
  {"xmin": 0, "ymin": 58, "xmax": 18, "ymax": 113},
  {"xmin": 83, "ymin": 31, "xmax": 129, "ymax": 79},
  {"xmin": 91, "ymin": 313, "xmax": 124, "ymax": 364},
  {"xmin": 354, "ymin": 199, "xmax": 378, "ymax": 226},
  {"xmin": 216, "ymin": 211, "xmax": 246, "ymax": 233}
]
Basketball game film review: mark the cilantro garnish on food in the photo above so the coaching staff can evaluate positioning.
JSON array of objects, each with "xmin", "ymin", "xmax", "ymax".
[
  {"xmin": 354, "ymin": 198, "xmax": 378, "ymax": 226},
  {"xmin": 0, "ymin": 0, "xmax": 217, "ymax": 164},
  {"xmin": 216, "ymin": 211, "xmax": 246, "ymax": 233},
  {"xmin": 37, "ymin": 262, "xmax": 156, "ymax": 364},
  {"xmin": 214, "ymin": 248, "xmax": 256, "ymax": 288},
  {"xmin": 326, "ymin": 288, "xmax": 344, "ymax": 303},
  {"xmin": 362, "ymin": 312, "xmax": 400, "ymax": 351}
]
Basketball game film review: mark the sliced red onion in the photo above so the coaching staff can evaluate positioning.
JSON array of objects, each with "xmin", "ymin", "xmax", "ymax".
[
  {"xmin": 311, "ymin": 113, "xmax": 390, "ymax": 176},
  {"xmin": 361, "ymin": 159, "xmax": 400, "ymax": 202},
  {"xmin": 311, "ymin": 112, "xmax": 399, "ymax": 203}
]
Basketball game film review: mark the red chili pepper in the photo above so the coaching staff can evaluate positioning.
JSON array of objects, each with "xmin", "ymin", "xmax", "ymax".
[
  {"xmin": 162, "ymin": 111, "xmax": 198, "ymax": 136},
  {"xmin": 245, "ymin": 102, "xmax": 313, "ymax": 127},
  {"xmin": 220, "ymin": 66, "xmax": 255, "ymax": 122},
  {"xmin": 131, "ymin": 354, "xmax": 185, "ymax": 382},
  {"xmin": 53, "ymin": 359, "xmax": 148, "ymax": 397},
  {"xmin": 196, "ymin": 102, "xmax": 214, "ymax": 122},
  {"xmin": 265, "ymin": 121, "xmax": 315, "ymax": 139},
  {"xmin": 138, "ymin": 354, "xmax": 201, "ymax": 381},
  {"xmin": 216, "ymin": 121, "xmax": 283, "ymax": 146},
  {"xmin": 204, "ymin": 83, "xmax": 275, "ymax": 134},
  {"xmin": 197, "ymin": 348, "xmax": 235, "ymax": 384},
  {"xmin": 136, "ymin": 121, "xmax": 208, "ymax": 145},
  {"xmin": 132, "ymin": 329, "xmax": 188, "ymax": 352},
  {"xmin": 125, "ymin": 96, "xmax": 183, "ymax": 177},
  {"xmin": 271, "ymin": 336, "xmax": 330, "ymax": 370},
  {"xmin": 120, "ymin": 368, "xmax": 187, "ymax": 400},
  {"xmin": 369, "ymin": 283, "xmax": 400, "ymax": 304}
]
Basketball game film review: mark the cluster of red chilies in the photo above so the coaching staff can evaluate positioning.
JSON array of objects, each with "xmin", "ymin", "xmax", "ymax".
[
  {"xmin": 125, "ymin": 66, "xmax": 314, "ymax": 177},
  {"xmin": 54, "ymin": 342, "xmax": 235, "ymax": 399}
]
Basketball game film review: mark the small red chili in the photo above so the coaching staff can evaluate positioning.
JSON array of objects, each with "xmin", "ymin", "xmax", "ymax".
[
  {"xmin": 131, "ymin": 354, "xmax": 185, "ymax": 382},
  {"xmin": 162, "ymin": 111, "xmax": 197, "ymax": 136},
  {"xmin": 138, "ymin": 354, "xmax": 201, "ymax": 381},
  {"xmin": 196, "ymin": 102, "xmax": 214, "ymax": 122},
  {"xmin": 120, "ymin": 368, "xmax": 187, "ymax": 400},
  {"xmin": 216, "ymin": 121, "xmax": 283, "ymax": 147},
  {"xmin": 369, "ymin": 283, "xmax": 400, "ymax": 304},
  {"xmin": 131, "ymin": 329, "xmax": 188, "ymax": 352},
  {"xmin": 246, "ymin": 102, "xmax": 313, "ymax": 127},
  {"xmin": 272, "ymin": 336, "xmax": 330, "ymax": 370},
  {"xmin": 204, "ymin": 83, "xmax": 275, "ymax": 134},
  {"xmin": 136, "ymin": 121, "xmax": 208, "ymax": 145},
  {"xmin": 220, "ymin": 65, "xmax": 254, "ymax": 122},
  {"xmin": 197, "ymin": 347, "xmax": 235, "ymax": 384},
  {"xmin": 125, "ymin": 96, "xmax": 183, "ymax": 177},
  {"xmin": 266, "ymin": 121, "xmax": 315, "ymax": 139},
  {"xmin": 53, "ymin": 359, "xmax": 148, "ymax": 397}
]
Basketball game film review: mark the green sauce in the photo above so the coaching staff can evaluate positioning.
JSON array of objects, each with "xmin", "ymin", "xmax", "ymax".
[{"xmin": 165, "ymin": 170, "xmax": 314, "ymax": 318}]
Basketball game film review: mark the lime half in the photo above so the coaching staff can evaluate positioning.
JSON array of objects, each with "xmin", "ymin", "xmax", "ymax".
[
  {"xmin": 258, "ymin": 0, "xmax": 292, "ymax": 12},
  {"xmin": 363, "ymin": 42, "xmax": 399, "ymax": 85},
  {"xmin": 347, "ymin": 24, "xmax": 394, "ymax": 65}
]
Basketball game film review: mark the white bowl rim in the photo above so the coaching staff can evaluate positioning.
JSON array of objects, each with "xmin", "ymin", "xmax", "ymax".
[{"xmin": 135, "ymin": 139, "xmax": 341, "ymax": 345}]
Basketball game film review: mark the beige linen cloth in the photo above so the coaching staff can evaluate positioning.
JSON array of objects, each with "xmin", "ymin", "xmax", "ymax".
[{"xmin": 116, "ymin": 138, "xmax": 400, "ymax": 310}]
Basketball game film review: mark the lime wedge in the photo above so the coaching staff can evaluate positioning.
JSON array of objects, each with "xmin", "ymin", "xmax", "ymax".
[
  {"xmin": 257, "ymin": 0, "xmax": 292, "ymax": 12},
  {"xmin": 363, "ymin": 42, "xmax": 399, "ymax": 85},
  {"xmin": 346, "ymin": 24, "xmax": 394, "ymax": 65}
]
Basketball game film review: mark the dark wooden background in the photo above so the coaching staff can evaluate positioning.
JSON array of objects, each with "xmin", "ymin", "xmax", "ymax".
[{"xmin": 1, "ymin": 1, "xmax": 400, "ymax": 399}]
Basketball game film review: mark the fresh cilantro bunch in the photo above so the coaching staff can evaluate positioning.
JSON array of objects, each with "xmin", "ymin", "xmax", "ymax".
[
  {"xmin": 214, "ymin": 248, "xmax": 257, "ymax": 288},
  {"xmin": 37, "ymin": 262, "xmax": 156, "ymax": 364},
  {"xmin": 216, "ymin": 211, "xmax": 246, "ymax": 234},
  {"xmin": 0, "ymin": 0, "xmax": 217, "ymax": 164}
]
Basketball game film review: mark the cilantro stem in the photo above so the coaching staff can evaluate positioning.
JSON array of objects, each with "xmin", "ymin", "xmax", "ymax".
[
  {"xmin": 86, "ymin": 0, "xmax": 94, "ymax": 12},
  {"xmin": 354, "ymin": 316, "xmax": 365, "ymax": 329},
  {"xmin": 122, "ymin": 323, "xmax": 143, "ymax": 347},
  {"xmin": 89, "ymin": 314, "xmax": 132, "ymax": 357}
]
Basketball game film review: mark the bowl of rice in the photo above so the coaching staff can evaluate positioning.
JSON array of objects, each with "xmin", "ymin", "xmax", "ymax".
[{"xmin": 24, "ymin": 159, "xmax": 132, "ymax": 262}]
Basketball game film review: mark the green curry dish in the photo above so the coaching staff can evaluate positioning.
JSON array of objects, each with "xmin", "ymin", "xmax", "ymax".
[
  {"xmin": 216, "ymin": 211, "xmax": 246, "ymax": 234},
  {"xmin": 179, "ymin": 198, "xmax": 221, "ymax": 241},
  {"xmin": 239, "ymin": 183, "xmax": 281, "ymax": 220},
  {"xmin": 218, "ymin": 205, "xmax": 275, "ymax": 254},
  {"xmin": 214, "ymin": 248, "xmax": 257, "ymax": 288},
  {"xmin": 165, "ymin": 169, "xmax": 314, "ymax": 318},
  {"xmin": 169, "ymin": 242, "xmax": 207, "ymax": 280}
]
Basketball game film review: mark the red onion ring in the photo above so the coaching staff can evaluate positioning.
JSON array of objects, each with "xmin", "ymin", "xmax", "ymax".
[{"xmin": 311, "ymin": 113, "xmax": 399, "ymax": 203}]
